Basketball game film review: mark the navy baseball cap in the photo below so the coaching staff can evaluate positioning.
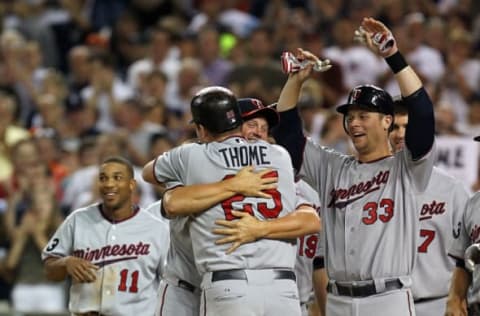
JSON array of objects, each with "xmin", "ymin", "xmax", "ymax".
[
  {"xmin": 237, "ymin": 98, "xmax": 279, "ymax": 129},
  {"xmin": 336, "ymin": 84, "xmax": 394, "ymax": 116}
]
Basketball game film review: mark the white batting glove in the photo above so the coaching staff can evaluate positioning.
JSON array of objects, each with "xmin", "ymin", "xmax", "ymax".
[
  {"xmin": 354, "ymin": 26, "xmax": 368, "ymax": 45},
  {"xmin": 281, "ymin": 51, "xmax": 331, "ymax": 74},
  {"xmin": 465, "ymin": 243, "xmax": 480, "ymax": 272},
  {"xmin": 354, "ymin": 25, "xmax": 396, "ymax": 54},
  {"xmin": 371, "ymin": 30, "xmax": 395, "ymax": 54}
]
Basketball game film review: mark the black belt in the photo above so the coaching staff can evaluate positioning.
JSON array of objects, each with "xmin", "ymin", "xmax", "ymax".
[
  {"xmin": 327, "ymin": 278, "xmax": 403, "ymax": 297},
  {"xmin": 211, "ymin": 269, "xmax": 296, "ymax": 282},
  {"xmin": 178, "ymin": 279, "xmax": 196, "ymax": 292},
  {"xmin": 414, "ymin": 295, "xmax": 446, "ymax": 304}
]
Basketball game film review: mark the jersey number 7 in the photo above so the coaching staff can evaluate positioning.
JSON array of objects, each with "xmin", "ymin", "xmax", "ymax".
[{"xmin": 221, "ymin": 171, "xmax": 282, "ymax": 220}]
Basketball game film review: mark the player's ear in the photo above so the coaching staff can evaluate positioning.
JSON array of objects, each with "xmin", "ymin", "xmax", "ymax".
[
  {"xmin": 129, "ymin": 179, "xmax": 136, "ymax": 193},
  {"xmin": 383, "ymin": 114, "xmax": 393, "ymax": 132}
]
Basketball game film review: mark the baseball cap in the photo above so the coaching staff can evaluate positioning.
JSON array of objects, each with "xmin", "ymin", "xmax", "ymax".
[
  {"xmin": 237, "ymin": 98, "xmax": 279, "ymax": 129},
  {"xmin": 336, "ymin": 84, "xmax": 394, "ymax": 116}
]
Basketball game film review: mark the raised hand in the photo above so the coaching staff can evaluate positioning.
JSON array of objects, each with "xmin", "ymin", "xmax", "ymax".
[{"xmin": 355, "ymin": 17, "xmax": 398, "ymax": 57}]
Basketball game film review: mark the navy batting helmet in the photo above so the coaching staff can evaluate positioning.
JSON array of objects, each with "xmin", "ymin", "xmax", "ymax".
[
  {"xmin": 237, "ymin": 98, "xmax": 279, "ymax": 129},
  {"xmin": 336, "ymin": 85, "xmax": 394, "ymax": 116},
  {"xmin": 190, "ymin": 86, "xmax": 242, "ymax": 133}
]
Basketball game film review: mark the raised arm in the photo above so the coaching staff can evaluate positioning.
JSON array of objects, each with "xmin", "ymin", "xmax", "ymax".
[
  {"xmin": 359, "ymin": 17, "xmax": 434, "ymax": 159},
  {"xmin": 272, "ymin": 49, "xmax": 328, "ymax": 171}
]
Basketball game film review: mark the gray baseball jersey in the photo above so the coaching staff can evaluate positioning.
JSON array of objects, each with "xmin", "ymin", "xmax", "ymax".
[
  {"xmin": 153, "ymin": 137, "xmax": 298, "ymax": 275},
  {"xmin": 449, "ymin": 192, "xmax": 480, "ymax": 303},
  {"xmin": 294, "ymin": 179, "xmax": 322, "ymax": 305},
  {"xmin": 42, "ymin": 203, "xmax": 169, "ymax": 315},
  {"xmin": 300, "ymin": 139, "xmax": 435, "ymax": 282},
  {"xmin": 146, "ymin": 200, "xmax": 201, "ymax": 316},
  {"xmin": 411, "ymin": 167, "xmax": 470, "ymax": 300}
]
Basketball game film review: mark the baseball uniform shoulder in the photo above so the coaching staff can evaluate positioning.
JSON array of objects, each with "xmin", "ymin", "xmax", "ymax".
[
  {"xmin": 67, "ymin": 203, "xmax": 103, "ymax": 221},
  {"xmin": 468, "ymin": 192, "xmax": 480, "ymax": 208},
  {"xmin": 428, "ymin": 167, "xmax": 472, "ymax": 194},
  {"xmin": 305, "ymin": 137, "xmax": 354, "ymax": 162}
]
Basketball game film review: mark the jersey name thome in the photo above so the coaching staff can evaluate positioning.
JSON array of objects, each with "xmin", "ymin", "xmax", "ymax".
[
  {"xmin": 419, "ymin": 200, "xmax": 446, "ymax": 221},
  {"xmin": 327, "ymin": 170, "xmax": 390, "ymax": 208},
  {"xmin": 72, "ymin": 242, "xmax": 151, "ymax": 265},
  {"xmin": 218, "ymin": 145, "xmax": 271, "ymax": 168}
]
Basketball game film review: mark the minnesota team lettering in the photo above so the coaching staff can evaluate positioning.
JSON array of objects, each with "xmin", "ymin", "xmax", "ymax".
[
  {"xmin": 327, "ymin": 171, "xmax": 389, "ymax": 208},
  {"xmin": 73, "ymin": 242, "xmax": 150, "ymax": 262},
  {"xmin": 419, "ymin": 200, "xmax": 446, "ymax": 221},
  {"xmin": 219, "ymin": 145, "xmax": 271, "ymax": 167}
]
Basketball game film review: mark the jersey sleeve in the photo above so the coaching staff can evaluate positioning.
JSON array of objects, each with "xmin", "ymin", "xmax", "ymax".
[
  {"xmin": 449, "ymin": 193, "xmax": 480, "ymax": 260},
  {"xmin": 153, "ymin": 145, "xmax": 191, "ymax": 184},
  {"xmin": 401, "ymin": 141, "xmax": 436, "ymax": 193},
  {"xmin": 41, "ymin": 213, "xmax": 75, "ymax": 260}
]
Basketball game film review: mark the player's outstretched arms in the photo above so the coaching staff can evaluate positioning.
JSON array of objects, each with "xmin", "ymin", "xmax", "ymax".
[
  {"xmin": 213, "ymin": 206, "xmax": 320, "ymax": 253},
  {"xmin": 276, "ymin": 48, "xmax": 330, "ymax": 113},
  {"xmin": 163, "ymin": 166, "xmax": 278, "ymax": 217},
  {"xmin": 445, "ymin": 266, "xmax": 470, "ymax": 316},
  {"xmin": 357, "ymin": 17, "xmax": 422, "ymax": 96},
  {"xmin": 357, "ymin": 17, "xmax": 434, "ymax": 161},
  {"xmin": 44, "ymin": 256, "xmax": 98, "ymax": 283}
]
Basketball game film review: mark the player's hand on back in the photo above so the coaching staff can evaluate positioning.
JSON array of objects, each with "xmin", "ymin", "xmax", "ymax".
[
  {"xmin": 229, "ymin": 166, "xmax": 278, "ymax": 198},
  {"xmin": 66, "ymin": 256, "xmax": 99, "ymax": 283},
  {"xmin": 354, "ymin": 17, "xmax": 398, "ymax": 58},
  {"xmin": 213, "ymin": 210, "xmax": 265, "ymax": 254}
]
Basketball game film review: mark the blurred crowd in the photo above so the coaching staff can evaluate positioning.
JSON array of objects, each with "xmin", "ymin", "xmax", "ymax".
[{"xmin": 0, "ymin": 0, "xmax": 478, "ymax": 314}]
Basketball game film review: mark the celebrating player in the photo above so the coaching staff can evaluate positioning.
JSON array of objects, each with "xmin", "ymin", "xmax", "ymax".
[
  {"xmin": 144, "ymin": 96, "xmax": 322, "ymax": 316},
  {"xmin": 273, "ymin": 17, "xmax": 436, "ymax": 316},
  {"xmin": 389, "ymin": 98, "xmax": 470, "ymax": 316},
  {"xmin": 446, "ymin": 135, "xmax": 480, "ymax": 316},
  {"xmin": 42, "ymin": 156, "xmax": 169, "ymax": 316},
  {"xmin": 143, "ymin": 86, "xmax": 318, "ymax": 316}
]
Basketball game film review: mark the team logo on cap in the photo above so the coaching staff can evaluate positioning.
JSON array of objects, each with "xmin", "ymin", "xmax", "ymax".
[
  {"xmin": 350, "ymin": 88, "xmax": 361, "ymax": 102},
  {"xmin": 251, "ymin": 99, "xmax": 263, "ymax": 108}
]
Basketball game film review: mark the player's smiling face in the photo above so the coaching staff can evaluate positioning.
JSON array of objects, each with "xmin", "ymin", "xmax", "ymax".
[
  {"xmin": 345, "ymin": 107, "xmax": 392, "ymax": 157},
  {"xmin": 241, "ymin": 117, "xmax": 269, "ymax": 141},
  {"xmin": 389, "ymin": 114, "xmax": 408, "ymax": 153},
  {"xmin": 98, "ymin": 162, "xmax": 135, "ymax": 212}
]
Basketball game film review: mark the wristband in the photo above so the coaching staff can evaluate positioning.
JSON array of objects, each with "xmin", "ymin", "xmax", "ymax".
[{"xmin": 385, "ymin": 51, "xmax": 408, "ymax": 74}]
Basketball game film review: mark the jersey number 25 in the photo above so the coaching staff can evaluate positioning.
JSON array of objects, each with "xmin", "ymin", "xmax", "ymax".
[{"xmin": 221, "ymin": 171, "xmax": 282, "ymax": 220}]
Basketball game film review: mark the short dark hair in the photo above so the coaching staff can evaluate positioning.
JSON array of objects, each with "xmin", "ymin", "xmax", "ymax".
[
  {"xmin": 101, "ymin": 156, "xmax": 134, "ymax": 178},
  {"xmin": 393, "ymin": 96, "xmax": 408, "ymax": 116}
]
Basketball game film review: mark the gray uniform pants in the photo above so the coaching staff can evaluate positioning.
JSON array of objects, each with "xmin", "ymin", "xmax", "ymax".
[
  {"xmin": 155, "ymin": 279, "xmax": 201, "ymax": 316},
  {"xmin": 414, "ymin": 296, "xmax": 447, "ymax": 316},
  {"xmin": 326, "ymin": 288, "xmax": 415, "ymax": 316},
  {"xmin": 200, "ymin": 269, "xmax": 301, "ymax": 316}
]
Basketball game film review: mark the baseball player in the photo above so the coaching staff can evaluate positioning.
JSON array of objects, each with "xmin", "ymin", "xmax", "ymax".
[
  {"xmin": 390, "ymin": 99, "xmax": 470, "ymax": 316},
  {"xmin": 42, "ymin": 156, "xmax": 169, "ymax": 316},
  {"xmin": 217, "ymin": 98, "xmax": 325, "ymax": 315},
  {"xmin": 446, "ymin": 135, "xmax": 480, "ymax": 316},
  {"xmin": 272, "ymin": 17, "xmax": 436, "ymax": 316},
  {"xmin": 147, "ymin": 98, "xmax": 321, "ymax": 316},
  {"xmin": 143, "ymin": 86, "xmax": 317, "ymax": 316}
]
